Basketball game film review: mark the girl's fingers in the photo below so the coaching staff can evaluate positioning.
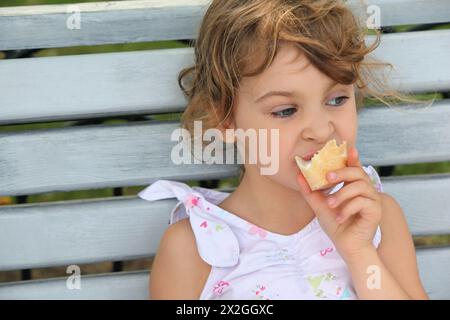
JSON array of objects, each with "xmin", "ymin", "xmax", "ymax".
[
  {"xmin": 326, "ymin": 166, "xmax": 371, "ymax": 185},
  {"xmin": 297, "ymin": 173, "xmax": 335, "ymax": 219},
  {"xmin": 326, "ymin": 180, "xmax": 378, "ymax": 209},
  {"xmin": 325, "ymin": 146, "xmax": 366, "ymax": 184},
  {"xmin": 348, "ymin": 147, "xmax": 362, "ymax": 167},
  {"xmin": 336, "ymin": 196, "xmax": 373, "ymax": 224},
  {"xmin": 296, "ymin": 146, "xmax": 373, "ymax": 226}
]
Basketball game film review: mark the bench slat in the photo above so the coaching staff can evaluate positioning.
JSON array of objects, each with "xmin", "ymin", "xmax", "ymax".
[
  {"xmin": 0, "ymin": 196, "xmax": 169, "ymax": 271},
  {"xmin": 0, "ymin": 0, "xmax": 449, "ymax": 51},
  {"xmin": 0, "ymin": 101, "xmax": 450, "ymax": 195},
  {"xmin": 1, "ymin": 30, "xmax": 449, "ymax": 125},
  {"xmin": 0, "ymin": 270, "xmax": 149, "ymax": 300},
  {"xmin": 349, "ymin": 0, "xmax": 450, "ymax": 28},
  {"xmin": 0, "ymin": 48, "xmax": 191, "ymax": 125},
  {"xmin": 0, "ymin": 121, "xmax": 240, "ymax": 196},
  {"xmin": 0, "ymin": 0, "xmax": 209, "ymax": 51},
  {"xmin": 415, "ymin": 247, "xmax": 450, "ymax": 300},
  {"xmin": 357, "ymin": 99, "xmax": 450, "ymax": 167},
  {"xmin": 382, "ymin": 174, "xmax": 450, "ymax": 236},
  {"xmin": 370, "ymin": 29, "xmax": 450, "ymax": 93},
  {"xmin": 0, "ymin": 99, "xmax": 449, "ymax": 197},
  {"xmin": 0, "ymin": 173, "xmax": 449, "ymax": 271},
  {"xmin": 0, "ymin": 247, "xmax": 448, "ymax": 299}
]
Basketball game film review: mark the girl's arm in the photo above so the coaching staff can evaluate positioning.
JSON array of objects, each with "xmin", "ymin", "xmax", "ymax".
[{"xmin": 344, "ymin": 193, "xmax": 429, "ymax": 300}]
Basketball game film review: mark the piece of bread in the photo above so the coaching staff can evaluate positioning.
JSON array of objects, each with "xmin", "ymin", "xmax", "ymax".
[{"xmin": 295, "ymin": 139, "xmax": 348, "ymax": 191}]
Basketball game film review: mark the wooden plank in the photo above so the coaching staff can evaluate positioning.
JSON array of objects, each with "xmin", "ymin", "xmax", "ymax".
[
  {"xmin": 357, "ymin": 99, "xmax": 450, "ymax": 166},
  {"xmin": 415, "ymin": 247, "xmax": 450, "ymax": 300},
  {"xmin": 0, "ymin": 121, "xmax": 241, "ymax": 196},
  {"xmin": 0, "ymin": 247, "xmax": 448, "ymax": 299},
  {"xmin": 381, "ymin": 174, "xmax": 450, "ymax": 236},
  {"xmin": 0, "ymin": 0, "xmax": 449, "ymax": 50},
  {"xmin": 369, "ymin": 29, "xmax": 450, "ymax": 93},
  {"xmin": 0, "ymin": 48, "xmax": 192, "ymax": 125},
  {"xmin": 0, "ymin": 0, "xmax": 210, "ymax": 51},
  {"xmin": 0, "ymin": 98, "xmax": 449, "ymax": 196},
  {"xmin": 0, "ymin": 270, "xmax": 149, "ymax": 300},
  {"xmin": 349, "ymin": 0, "xmax": 450, "ymax": 28},
  {"xmin": 1, "ymin": 29, "xmax": 449, "ymax": 125},
  {"xmin": 0, "ymin": 174, "xmax": 449, "ymax": 271},
  {"xmin": 0, "ymin": 195, "xmax": 171, "ymax": 271}
]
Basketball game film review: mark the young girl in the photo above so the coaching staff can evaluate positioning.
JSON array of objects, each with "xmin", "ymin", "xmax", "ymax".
[{"xmin": 138, "ymin": 0, "xmax": 429, "ymax": 299}]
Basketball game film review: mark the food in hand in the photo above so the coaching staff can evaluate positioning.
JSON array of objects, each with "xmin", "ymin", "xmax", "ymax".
[{"xmin": 295, "ymin": 139, "xmax": 348, "ymax": 191}]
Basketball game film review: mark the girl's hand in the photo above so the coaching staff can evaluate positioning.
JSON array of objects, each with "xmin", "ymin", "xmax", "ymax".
[{"xmin": 296, "ymin": 147, "xmax": 382, "ymax": 262}]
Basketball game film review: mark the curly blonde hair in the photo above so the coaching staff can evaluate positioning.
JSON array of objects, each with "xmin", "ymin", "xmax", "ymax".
[{"xmin": 177, "ymin": 0, "xmax": 433, "ymax": 181}]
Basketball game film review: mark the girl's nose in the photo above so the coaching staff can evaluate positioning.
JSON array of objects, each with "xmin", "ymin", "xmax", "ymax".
[{"xmin": 300, "ymin": 112, "xmax": 334, "ymax": 142}]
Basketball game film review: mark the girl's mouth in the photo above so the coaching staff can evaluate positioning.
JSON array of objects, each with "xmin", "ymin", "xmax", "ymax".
[{"xmin": 301, "ymin": 150, "xmax": 319, "ymax": 161}]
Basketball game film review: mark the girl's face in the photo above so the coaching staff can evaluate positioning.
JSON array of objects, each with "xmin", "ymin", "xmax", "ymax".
[{"xmin": 228, "ymin": 40, "xmax": 358, "ymax": 192}]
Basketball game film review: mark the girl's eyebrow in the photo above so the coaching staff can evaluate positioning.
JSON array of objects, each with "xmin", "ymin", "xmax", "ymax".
[
  {"xmin": 254, "ymin": 90, "xmax": 294, "ymax": 103},
  {"xmin": 254, "ymin": 80, "xmax": 340, "ymax": 103}
]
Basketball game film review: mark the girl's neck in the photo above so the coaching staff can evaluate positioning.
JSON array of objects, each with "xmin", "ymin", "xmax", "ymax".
[{"xmin": 218, "ymin": 166, "xmax": 316, "ymax": 236}]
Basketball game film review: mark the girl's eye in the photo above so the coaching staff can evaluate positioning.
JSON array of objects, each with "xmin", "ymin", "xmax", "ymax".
[
  {"xmin": 271, "ymin": 107, "xmax": 297, "ymax": 118},
  {"xmin": 270, "ymin": 96, "xmax": 348, "ymax": 118},
  {"xmin": 327, "ymin": 96, "xmax": 349, "ymax": 107}
]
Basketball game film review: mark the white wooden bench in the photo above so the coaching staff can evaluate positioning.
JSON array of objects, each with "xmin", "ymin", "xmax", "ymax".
[{"xmin": 0, "ymin": 0, "xmax": 449, "ymax": 299}]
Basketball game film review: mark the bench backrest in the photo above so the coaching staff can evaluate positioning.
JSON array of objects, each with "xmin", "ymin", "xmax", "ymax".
[{"xmin": 0, "ymin": 0, "xmax": 449, "ymax": 299}]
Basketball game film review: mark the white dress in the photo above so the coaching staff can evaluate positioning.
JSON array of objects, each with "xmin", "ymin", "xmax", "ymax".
[{"xmin": 138, "ymin": 165, "xmax": 384, "ymax": 300}]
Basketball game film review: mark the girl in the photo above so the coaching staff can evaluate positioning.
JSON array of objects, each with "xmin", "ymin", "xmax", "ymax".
[{"xmin": 138, "ymin": 0, "xmax": 429, "ymax": 299}]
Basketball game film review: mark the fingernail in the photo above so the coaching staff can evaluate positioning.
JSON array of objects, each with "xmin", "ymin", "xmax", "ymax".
[
  {"xmin": 327, "ymin": 197, "xmax": 336, "ymax": 206},
  {"xmin": 328, "ymin": 172, "xmax": 337, "ymax": 181}
]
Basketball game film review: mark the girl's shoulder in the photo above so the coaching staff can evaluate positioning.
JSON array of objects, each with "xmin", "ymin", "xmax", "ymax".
[{"xmin": 149, "ymin": 217, "xmax": 212, "ymax": 299}]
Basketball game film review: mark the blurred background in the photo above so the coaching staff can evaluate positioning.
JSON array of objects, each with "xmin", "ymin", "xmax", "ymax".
[{"xmin": 1, "ymin": 0, "xmax": 449, "ymax": 285}]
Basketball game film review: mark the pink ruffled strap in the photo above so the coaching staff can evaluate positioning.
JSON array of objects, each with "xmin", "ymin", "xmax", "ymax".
[
  {"xmin": 138, "ymin": 180, "xmax": 240, "ymax": 267},
  {"xmin": 363, "ymin": 166, "xmax": 383, "ymax": 248},
  {"xmin": 363, "ymin": 165, "xmax": 383, "ymax": 193}
]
